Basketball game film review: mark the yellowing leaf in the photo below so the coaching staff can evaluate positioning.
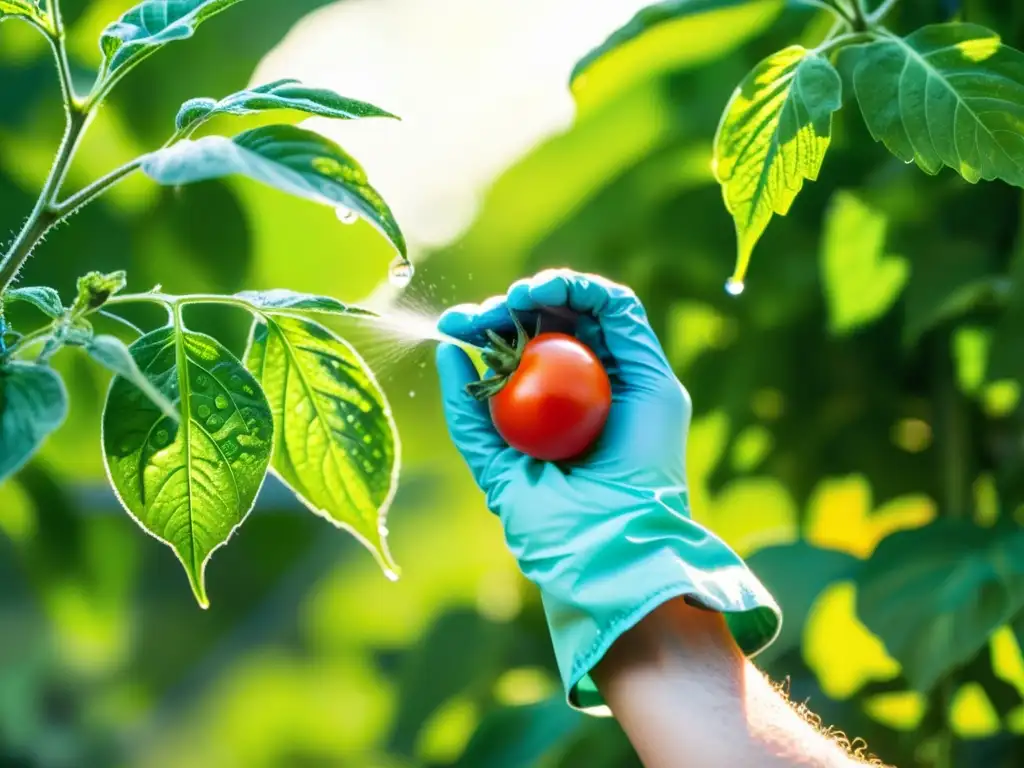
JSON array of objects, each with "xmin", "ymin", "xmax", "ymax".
[
  {"xmin": 714, "ymin": 46, "xmax": 842, "ymax": 284},
  {"xmin": 821, "ymin": 191, "xmax": 909, "ymax": 334}
]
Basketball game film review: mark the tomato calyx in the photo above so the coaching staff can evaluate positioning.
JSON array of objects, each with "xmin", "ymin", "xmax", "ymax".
[{"xmin": 466, "ymin": 312, "xmax": 532, "ymax": 402}]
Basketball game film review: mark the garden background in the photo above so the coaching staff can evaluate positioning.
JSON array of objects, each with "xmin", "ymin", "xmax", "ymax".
[{"xmin": 2, "ymin": 0, "xmax": 1023, "ymax": 766}]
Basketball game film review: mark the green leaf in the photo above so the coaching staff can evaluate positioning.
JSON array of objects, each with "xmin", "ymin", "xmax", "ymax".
[
  {"xmin": 570, "ymin": 0, "xmax": 786, "ymax": 113},
  {"xmin": 841, "ymin": 24, "xmax": 1024, "ymax": 187},
  {"xmin": 85, "ymin": 335, "xmax": 178, "ymax": 422},
  {"xmin": 175, "ymin": 79, "xmax": 397, "ymax": 135},
  {"xmin": 140, "ymin": 125, "xmax": 406, "ymax": 257},
  {"xmin": 243, "ymin": 314, "xmax": 398, "ymax": 573},
  {"xmin": 747, "ymin": 541, "xmax": 860, "ymax": 665},
  {"xmin": 0, "ymin": 0, "xmax": 51, "ymax": 31},
  {"xmin": 0, "ymin": 362, "xmax": 68, "ymax": 484},
  {"xmin": 232, "ymin": 289, "xmax": 378, "ymax": 318},
  {"xmin": 4, "ymin": 286, "xmax": 64, "ymax": 318},
  {"xmin": 857, "ymin": 521, "xmax": 1024, "ymax": 692},
  {"xmin": 714, "ymin": 46, "xmax": 842, "ymax": 285},
  {"xmin": 99, "ymin": 0, "xmax": 246, "ymax": 80},
  {"xmin": 821, "ymin": 191, "xmax": 909, "ymax": 335},
  {"xmin": 102, "ymin": 324, "xmax": 273, "ymax": 607}
]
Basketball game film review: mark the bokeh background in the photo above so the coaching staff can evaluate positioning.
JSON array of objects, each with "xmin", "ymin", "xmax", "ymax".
[{"xmin": 2, "ymin": 0, "xmax": 1024, "ymax": 766}]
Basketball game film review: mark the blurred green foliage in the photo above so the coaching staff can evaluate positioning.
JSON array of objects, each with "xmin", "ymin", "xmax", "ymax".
[{"xmin": 2, "ymin": 0, "xmax": 1024, "ymax": 767}]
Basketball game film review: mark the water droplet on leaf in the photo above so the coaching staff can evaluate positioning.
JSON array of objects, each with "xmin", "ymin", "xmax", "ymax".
[
  {"xmin": 383, "ymin": 568, "xmax": 400, "ymax": 583},
  {"xmin": 388, "ymin": 257, "xmax": 415, "ymax": 289},
  {"xmin": 215, "ymin": 395, "xmax": 229, "ymax": 410},
  {"xmin": 408, "ymin": 390, "xmax": 416, "ymax": 398},
  {"xmin": 153, "ymin": 429, "xmax": 169, "ymax": 447},
  {"xmin": 207, "ymin": 415, "xmax": 223, "ymax": 429},
  {"xmin": 195, "ymin": 374, "xmax": 208, "ymax": 388},
  {"xmin": 197, "ymin": 404, "xmax": 211, "ymax": 419},
  {"xmin": 725, "ymin": 279, "xmax": 745, "ymax": 296},
  {"xmin": 336, "ymin": 206, "xmax": 359, "ymax": 225}
]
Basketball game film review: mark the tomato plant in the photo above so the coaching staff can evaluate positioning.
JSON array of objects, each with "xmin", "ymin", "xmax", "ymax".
[
  {"xmin": 468, "ymin": 315, "xmax": 612, "ymax": 461},
  {"xmin": 0, "ymin": 0, "xmax": 408, "ymax": 607}
]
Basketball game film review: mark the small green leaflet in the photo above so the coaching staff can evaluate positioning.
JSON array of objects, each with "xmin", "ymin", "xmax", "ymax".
[
  {"xmin": 4, "ymin": 286, "xmax": 63, "ymax": 318},
  {"xmin": 140, "ymin": 125, "xmax": 407, "ymax": 257},
  {"xmin": 821, "ymin": 191, "xmax": 908, "ymax": 335},
  {"xmin": 0, "ymin": 362, "xmax": 68, "ymax": 484},
  {"xmin": 244, "ymin": 314, "xmax": 399, "ymax": 574},
  {"xmin": 714, "ymin": 45, "xmax": 842, "ymax": 285},
  {"xmin": 102, "ymin": 325, "xmax": 273, "ymax": 608},
  {"xmin": 841, "ymin": 24, "xmax": 1024, "ymax": 187},
  {"xmin": 175, "ymin": 79, "xmax": 398, "ymax": 134},
  {"xmin": 857, "ymin": 520, "xmax": 1024, "ymax": 693},
  {"xmin": 85, "ymin": 334, "xmax": 178, "ymax": 421},
  {"xmin": 0, "ymin": 0, "xmax": 51, "ymax": 31},
  {"xmin": 100, "ymin": 0, "xmax": 247, "ymax": 78},
  {"xmin": 233, "ymin": 289, "xmax": 378, "ymax": 318}
]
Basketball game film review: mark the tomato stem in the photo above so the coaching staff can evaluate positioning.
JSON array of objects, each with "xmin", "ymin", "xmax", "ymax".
[{"xmin": 466, "ymin": 311, "xmax": 530, "ymax": 401}]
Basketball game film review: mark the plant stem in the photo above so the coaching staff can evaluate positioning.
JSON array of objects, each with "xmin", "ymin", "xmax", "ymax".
[
  {"xmin": 867, "ymin": 0, "xmax": 899, "ymax": 25},
  {"xmin": 53, "ymin": 159, "xmax": 143, "ymax": 219},
  {"xmin": 0, "ymin": 107, "xmax": 87, "ymax": 293},
  {"xmin": 842, "ymin": 0, "xmax": 871, "ymax": 31},
  {"xmin": 44, "ymin": 0, "xmax": 78, "ymax": 112},
  {"xmin": 793, "ymin": 0, "xmax": 853, "ymax": 25}
]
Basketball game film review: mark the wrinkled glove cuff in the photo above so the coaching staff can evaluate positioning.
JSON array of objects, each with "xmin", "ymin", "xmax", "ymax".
[{"xmin": 540, "ymin": 510, "xmax": 782, "ymax": 715}]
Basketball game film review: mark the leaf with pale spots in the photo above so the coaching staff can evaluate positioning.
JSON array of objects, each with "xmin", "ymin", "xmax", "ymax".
[
  {"xmin": 244, "ymin": 314, "xmax": 398, "ymax": 574},
  {"xmin": 101, "ymin": 324, "xmax": 273, "ymax": 607},
  {"xmin": 839, "ymin": 24, "xmax": 1024, "ymax": 188},
  {"xmin": 713, "ymin": 45, "xmax": 842, "ymax": 284},
  {"xmin": 140, "ymin": 125, "xmax": 406, "ymax": 257}
]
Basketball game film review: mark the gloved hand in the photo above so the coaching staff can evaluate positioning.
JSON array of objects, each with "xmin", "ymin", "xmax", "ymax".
[{"xmin": 435, "ymin": 269, "xmax": 780, "ymax": 713}]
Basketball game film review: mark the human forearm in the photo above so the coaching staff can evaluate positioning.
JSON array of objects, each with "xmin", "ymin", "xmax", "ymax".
[{"xmin": 593, "ymin": 598, "xmax": 869, "ymax": 768}]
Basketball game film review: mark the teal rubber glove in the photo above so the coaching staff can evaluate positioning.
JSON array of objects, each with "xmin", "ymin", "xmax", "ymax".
[{"xmin": 435, "ymin": 270, "xmax": 781, "ymax": 713}]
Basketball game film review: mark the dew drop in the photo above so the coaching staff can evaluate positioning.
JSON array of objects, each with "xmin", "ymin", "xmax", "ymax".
[
  {"xmin": 207, "ymin": 415, "xmax": 223, "ymax": 429},
  {"xmin": 335, "ymin": 206, "xmax": 359, "ymax": 225},
  {"xmin": 154, "ymin": 429, "xmax": 169, "ymax": 447},
  {"xmin": 362, "ymin": 434, "xmax": 372, "ymax": 444},
  {"xmin": 383, "ymin": 568, "xmax": 400, "ymax": 583},
  {"xmin": 408, "ymin": 390, "xmax": 416, "ymax": 398},
  {"xmin": 237, "ymin": 434, "xmax": 258, "ymax": 448},
  {"xmin": 388, "ymin": 257, "xmax": 415, "ymax": 289},
  {"xmin": 345, "ymin": 414, "xmax": 355, "ymax": 424},
  {"xmin": 197, "ymin": 404, "xmax": 211, "ymax": 419},
  {"xmin": 725, "ymin": 279, "xmax": 745, "ymax": 296},
  {"xmin": 214, "ymin": 395, "xmax": 229, "ymax": 410},
  {"xmin": 195, "ymin": 374, "xmax": 208, "ymax": 388}
]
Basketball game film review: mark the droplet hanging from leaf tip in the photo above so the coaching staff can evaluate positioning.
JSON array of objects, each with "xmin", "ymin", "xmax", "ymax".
[
  {"xmin": 725, "ymin": 278, "xmax": 745, "ymax": 296},
  {"xmin": 388, "ymin": 256, "xmax": 415, "ymax": 289}
]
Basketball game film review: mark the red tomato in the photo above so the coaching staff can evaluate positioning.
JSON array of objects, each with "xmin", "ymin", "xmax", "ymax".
[{"xmin": 489, "ymin": 332, "xmax": 611, "ymax": 461}]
